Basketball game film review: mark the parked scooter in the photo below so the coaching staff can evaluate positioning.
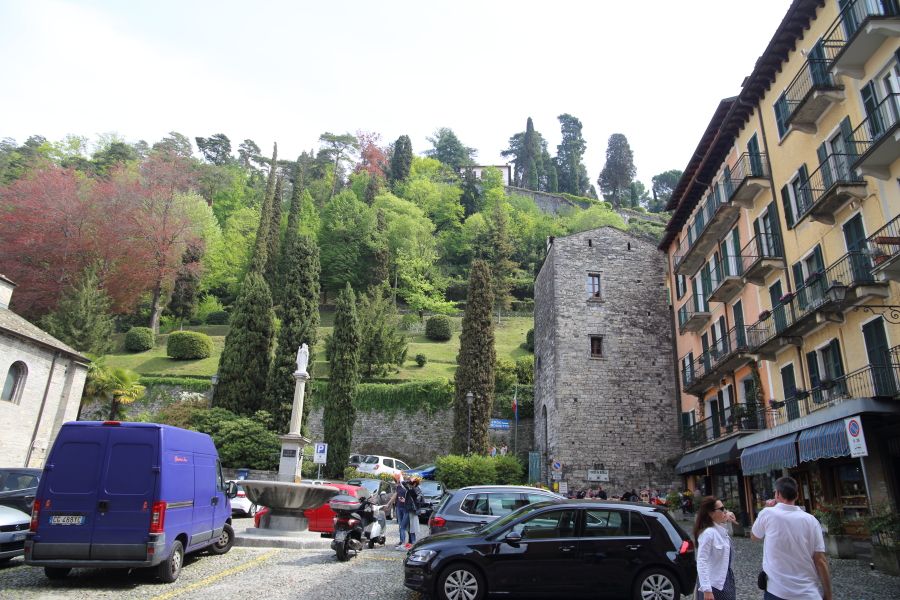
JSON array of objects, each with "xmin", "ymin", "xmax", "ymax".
[{"xmin": 329, "ymin": 492, "xmax": 386, "ymax": 561}]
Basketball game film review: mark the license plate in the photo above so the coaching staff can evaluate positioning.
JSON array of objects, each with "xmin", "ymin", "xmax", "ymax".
[
  {"xmin": 334, "ymin": 530, "xmax": 346, "ymax": 541},
  {"xmin": 13, "ymin": 532, "xmax": 26, "ymax": 541},
  {"xmin": 50, "ymin": 515, "xmax": 85, "ymax": 526}
]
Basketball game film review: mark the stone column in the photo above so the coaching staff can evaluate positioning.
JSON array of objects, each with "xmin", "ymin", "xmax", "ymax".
[{"xmin": 278, "ymin": 371, "xmax": 310, "ymax": 482}]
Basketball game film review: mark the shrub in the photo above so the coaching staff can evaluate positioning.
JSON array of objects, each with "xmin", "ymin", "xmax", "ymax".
[
  {"xmin": 188, "ymin": 407, "xmax": 279, "ymax": 469},
  {"xmin": 425, "ymin": 315, "xmax": 452, "ymax": 341},
  {"xmin": 189, "ymin": 318, "xmax": 203, "ymax": 326},
  {"xmin": 415, "ymin": 353, "xmax": 427, "ymax": 367},
  {"xmin": 515, "ymin": 356, "xmax": 534, "ymax": 385},
  {"xmin": 493, "ymin": 455, "xmax": 525, "ymax": 485},
  {"xmin": 205, "ymin": 310, "xmax": 229, "ymax": 325},
  {"xmin": 522, "ymin": 328, "xmax": 535, "ymax": 352},
  {"xmin": 436, "ymin": 454, "xmax": 497, "ymax": 489},
  {"xmin": 124, "ymin": 327, "xmax": 155, "ymax": 352},
  {"xmin": 495, "ymin": 358, "xmax": 517, "ymax": 392},
  {"xmin": 166, "ymin": 331, "xmax": 214, "ymax": 360},
  {"xmin": 399, "ymin": 313, "xmax": 423, "ymax": 332},
  {"xmin": 196, "ymin": 294, "xmax": 225, "ymax": 323}
]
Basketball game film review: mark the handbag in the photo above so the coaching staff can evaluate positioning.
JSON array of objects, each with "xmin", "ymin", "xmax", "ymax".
[{"xmin": 757, "ymin": 571, "xmax": 767, "ymax": 591}]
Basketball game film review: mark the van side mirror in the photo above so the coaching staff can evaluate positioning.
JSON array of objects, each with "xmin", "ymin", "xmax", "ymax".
[
  {"xmin": 225, "ymin": 481, "xmax": 238, "ymax": 499},
  {"xmin": 504, "ymin": 531, "xmax": 522, "ymax": 545}
]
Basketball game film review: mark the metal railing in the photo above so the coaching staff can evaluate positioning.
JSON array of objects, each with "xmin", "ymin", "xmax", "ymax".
[
  {"xmin": 728, "ymin": 152, "xmax": 769, "ymax": 188},
  {"xmin": 892, "ymin": 344, "xmax": 900, "ymax": 366},
  {"xmin": 823, "ymin": 0, "xmax": 900, "ymax": 62},
  {"xmin": 683, "ymin": 402, "xmax": 765, "ymax": 449},
  {"xmin": 677, "ymin": 291, "xmax": 710, "ymax": 333},
  {"xmin": 681, "ymin": 182, "xmax": 731, "ymax": 253},
  {"xmin": 784, "ymin": 58, "xmax": 840, "ymax": 121},
  {"xmin": 740, "ymin": 232, "xmax": 783, "ymax": 272},
  {"xmin": 849, "ymin": 93, "xmax": 900, "ymax": 156},
  {"xmin": 868, "ymin": 213, "xmax": 900, "ymax": 267},
  {"xmin": 686, "ymin": 324, "xmax": 751, "ymax": 386},
  {"xmin": 796, "ymin": 153, "xmax": 863, "ymax": 220}
]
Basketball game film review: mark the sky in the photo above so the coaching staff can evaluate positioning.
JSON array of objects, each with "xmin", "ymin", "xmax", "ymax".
[{"xmin": 0, "ymin": 0, "xmax": 795, "ymax": 189}]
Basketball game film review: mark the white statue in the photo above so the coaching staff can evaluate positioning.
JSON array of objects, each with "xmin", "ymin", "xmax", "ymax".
[{"xmin": 295, "ymin": 343, "xmax": 310, "ymax": 375}]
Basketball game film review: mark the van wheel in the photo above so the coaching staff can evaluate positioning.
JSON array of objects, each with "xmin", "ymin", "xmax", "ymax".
[
  {"xmin": 157, "ymin": 540, "xmax": 184, "ymax": 583},
  {"xmin": 209, "ymin": 524, "xmax": 234, "ymax": 555},
  {"xmin": 632, "ymin": 567, "xmax": 678, "ymax": 600},
  {"xmin": 44, "ymin": 567, "xmax": 71, "ymax": 579}
]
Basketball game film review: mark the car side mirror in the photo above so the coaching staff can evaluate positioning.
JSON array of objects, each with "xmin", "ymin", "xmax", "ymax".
[
  {"xmin": 225, "ymin": 481, "xmax": 238, "ymax": 499},
  {"xmin": 504, "ymin": 531, "xmax": 522, "ymax": 545}
]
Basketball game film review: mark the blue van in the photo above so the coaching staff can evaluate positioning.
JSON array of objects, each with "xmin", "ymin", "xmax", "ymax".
[{"xmin": 24, "ymin": 421, "xmax": 236, "ymax": 582}]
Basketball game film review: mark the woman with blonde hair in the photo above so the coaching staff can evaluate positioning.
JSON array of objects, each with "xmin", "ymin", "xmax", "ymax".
[{"xmin": 693, "ymin": 496, "xmax": 737, "ymax": 600}]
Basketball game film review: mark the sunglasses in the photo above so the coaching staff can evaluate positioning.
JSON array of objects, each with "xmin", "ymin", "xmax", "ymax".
[{"xmin": 713, "ymin": 506, "xmax": 726, "ymax": 512}]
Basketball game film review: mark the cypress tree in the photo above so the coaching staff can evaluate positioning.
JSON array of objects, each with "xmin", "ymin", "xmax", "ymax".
[
  {"xmin": 370, "ymin": 209, "xmax": 390, "ymax": 288},
  {"xmin": 452, "ymin": 260, "xmax": 495, "ymax": 455},
  {"xmin": 41, "ymin": 264, "xmax": 114, "ymax": 356},
  {"xmin": 213, "ymin": 271, "xmax": 275, "ymax": 415},
  {"xmin": 358, "ymin": 283, "xmax": 407, "ymax": 378},
  {"xmin": 323, "ymin": 283, "xmax": 361, "ymax": 478},
  {"xmin": 249, "ymin": 143, "xmax": 278, "ymax": 274},
  {"xmin": 264, "ymin": 175, "xmax": 284, "ymax": 289},
  {"xmin": 364, "ymin": 174, "xmax": 381, "ymax": 205},
  {"xmin": 265, "ymin": 234, "xmax": 321, "ymax": 433},
  {"xmin": 167, "ymin": 241, "xmax": 203, "ymax": 327},
  {"xmin": 484, "ymin": 201, "xmax": 516, "ymax": 315},
  {"xmin": 389, "ymin": 135, "xmax": 413, "ymax": 184}
]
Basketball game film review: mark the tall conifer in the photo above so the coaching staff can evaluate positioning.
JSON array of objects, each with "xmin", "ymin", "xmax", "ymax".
[
  {"xmin": 249, "ymin": 143, "xmax": 278, "ymax": 273},
  {"xmin": 323, "ymin": 284, "xmax": 361, "ymax": 477},
  {"xmin": 389, "ymin": 135, "xmax": 413, "ymax": 185},
  {"xmin": 264, "ymin": 175, "xmax": 283, "ymax": 289}
]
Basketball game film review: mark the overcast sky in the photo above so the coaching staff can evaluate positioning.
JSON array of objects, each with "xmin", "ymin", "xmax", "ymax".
[{"xmin": 0, "ymin": 0, "xmax": 794, "ymax": 189}]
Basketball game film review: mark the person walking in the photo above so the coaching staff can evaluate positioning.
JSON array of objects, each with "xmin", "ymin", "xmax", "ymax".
[
  {"xmin": 406, "ymin": 476, "xmax": 425, "ymax": 547},
  {"xmin": 694, "ymin": 496, "xmax": 737, "ymax": 600},
  {"xmin": 392, "ymin": 473, "xmax": 412, "ymax": 550},
  {"xmin": 597, "ymin": 485, "xmax": 608, "ymax": 500},
  {"xmin": 751, "ymin": 476, "xmax": 832, "ymax": 600}
]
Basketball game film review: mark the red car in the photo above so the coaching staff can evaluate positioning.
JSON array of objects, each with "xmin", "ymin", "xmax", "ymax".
[{"xmin": 253, "ymin": 483, "xmax": 366, "ymax": 534}]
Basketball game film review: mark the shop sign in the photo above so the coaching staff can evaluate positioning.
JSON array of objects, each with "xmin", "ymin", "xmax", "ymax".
[
  {"xmin": 844, "ymin": 416, "xmax": 868, "ymax": 458},
  {"xmin": 587, "ymin": 469, "xmax": 609, "ymax": 482}
]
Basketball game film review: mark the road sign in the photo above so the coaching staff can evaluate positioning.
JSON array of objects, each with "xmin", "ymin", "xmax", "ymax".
[
  {"xmin": 558, "ymin": 482, "xmax": 568, "ymax": 495},
  {"xmin": 587, "ymin": 469, "xmax": 609, "ymax": 482},
  {"xmin": 313, "ymin": 442, "xmax": 328, "ymax": 464},
  {"xmin": 490, "ymin": 418, "xmax": 511, "ymax": 430},
  {"xmin": 551, "ymin": 472, "xmax": 562, "ymax": 481},
  {"xmin": 844, "ymin": 416, "xmax": 868, "ymax": 457},
  {"xmin": 551, "ymin": 460, "xmax": 562, "ymax": 471}
]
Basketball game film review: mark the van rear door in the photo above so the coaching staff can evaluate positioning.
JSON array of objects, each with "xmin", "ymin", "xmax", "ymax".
[
  {"xmin": 33, "ymin": 425, "xmax": 107, "ymax": 559},
  {"xmin": 90, "ymin": 426, "xmax": 159, "ymax": 559}
]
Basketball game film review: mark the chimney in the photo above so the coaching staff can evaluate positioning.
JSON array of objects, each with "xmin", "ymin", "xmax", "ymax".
[{"xmin": 0, "ymin": 275, "xmax": 16, "ymax": 310}]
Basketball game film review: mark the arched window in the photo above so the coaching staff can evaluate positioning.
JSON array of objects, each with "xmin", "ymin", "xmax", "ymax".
[{"xmin": 1, "ymin": 361, "xmax": 27, "ymax": 404}]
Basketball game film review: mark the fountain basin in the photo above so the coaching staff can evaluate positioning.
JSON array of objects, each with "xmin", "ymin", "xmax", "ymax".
[{"xmin": 238, "ymin": 480, "xmax": 341, "ymax": 516}]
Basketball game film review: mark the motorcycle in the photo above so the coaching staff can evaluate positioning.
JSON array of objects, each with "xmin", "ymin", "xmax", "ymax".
[{"xmin": 329, "ymin": 493, "xmax": 387, "ymax": 561}]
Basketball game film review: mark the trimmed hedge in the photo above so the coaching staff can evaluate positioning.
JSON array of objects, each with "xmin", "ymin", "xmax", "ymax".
[
  {"xmin": 522, "ymin": 328, "xmax": 535, "ymax": 352},
  {"xmin": 140, "ymin": 376, "xmax": 213, "ymax": 392},
  {"xmin": 435, "ymin": 454, "xmax": 525, "ymax": 488},
  {"xmin": 205, "ymin": 310, "xmax": 229, "ymax": 325},
  {"xmin": 308, "ymin": 379, "xmax": 453, "ymax": 415},
  {"xmin": 166, "ymin": 331, "xmax": 214, "ymax": 360},
  {"xmin": 415, "ymin": 353, "xmax": 427, "ymax": 367},
  {"xmin": 124, "ymin": 327, "xmax": 155, "ymax": 352},
  {"xmin": 425, "ymin": 315, "xmax": 452, "ymax": 341}
]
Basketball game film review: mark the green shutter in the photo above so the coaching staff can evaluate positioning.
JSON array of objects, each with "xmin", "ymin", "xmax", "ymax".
[
  {"xmin": 781, "ymin": 184, "xmax": 794, "ymax": 228},
  {"xmin": 840, "ymin": 116, "xmax": 857, "ymax": 162},
  {"xmin": 828, "ymin": 338, "xmax": 845, "ymax": 379},
  {"xmin": 806, "ymin": 351, "xmax": 821, "ymax": 388},
  {"xmin": 817, "ymin": 142, "xmax": 833, "ymax": 188},
  {"xmin": 798, "ymin": 164, "xmax": 811, "ymax": 214},
  {"xmin": 862, "ymin": 81, "xmax": 884, "ymax": 137},
  {"xmin": 775, "ymin": 94, "xmax": 789, "ymax": 137},
  {"xmin": 793, "ymin": 262, "xmax": 807, "ymax": 309},
  {"xmin": 812, "ymin": 245, "xmax": 825, "ymax": 273}
]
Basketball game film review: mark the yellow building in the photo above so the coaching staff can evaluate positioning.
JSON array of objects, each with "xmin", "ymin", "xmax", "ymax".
[{"xmin": 662, "ymin": 0, "xmax": 900, "ymax": 528}]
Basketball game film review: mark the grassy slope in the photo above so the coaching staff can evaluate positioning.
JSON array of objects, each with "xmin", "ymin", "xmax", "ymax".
[{"xmin": 105, "ymin": 315, "xmax": 533, "ymax": 382}]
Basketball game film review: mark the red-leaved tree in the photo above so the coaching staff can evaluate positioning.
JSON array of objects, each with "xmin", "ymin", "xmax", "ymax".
[{"xmin": 356, "ymin": 131, "xmax": 388, "ymax": 178}]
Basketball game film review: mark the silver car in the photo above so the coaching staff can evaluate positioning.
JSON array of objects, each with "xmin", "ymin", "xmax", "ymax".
[{"xmin": 0, "ymin": 504, "xmax": 30, "ymax": 563}]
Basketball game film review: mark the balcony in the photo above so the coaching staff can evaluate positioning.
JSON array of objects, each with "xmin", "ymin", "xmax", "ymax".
[
  {"xmin": 823, "ymin": 0, "xmax": 900, "ymax": 79},
  {"xmin": 741, "ymin": 232, "xmax": 785, "ymax": 285},
  {"xmin": 867, "ymin": 214, "xmax": 900, "ymax": 282},
  {"xmin": 683, "ymin": 402, "xmax": 765, "ymax": 450},
  {"xmin": 748, "ymin": 251, "xmax": 888, "ymax": 360},
  {"xmin": 770, "ymin": 362, "xmax": 900, "ymax": 426},
  {"xmin": 796, "ymin": 153, "xmax": 867, "ymax": 226},
  {"xmin": 727, "ymin": 152, "xmax": 771, "ymax": 208},
  {"xmin": 677, "ymin": 293, "xmax": 712, "ymax": 334},
  {"xmin": 683, "ymin": 325, "xmax": 753, "ymax": 395},
  {"xmin": 709, "ymin": 253, "xmax": 745, "ymax": 303},
  {"xmin": 784, "ymin": 59, "xmax": 845, "ymax": 134},
  {"xmin": 850, "ymin": 93, "xmax": 900, "ymax": 179},
  {"xmin": 674, "ymin": 188, "xmax": 741, "ymax": 276}
]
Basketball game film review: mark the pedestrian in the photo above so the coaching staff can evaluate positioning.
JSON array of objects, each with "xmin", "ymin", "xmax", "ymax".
[
  {"xmin": 407, "ymin": 476, "xmax": 424, "ymax": 547},
  {"xmin": 490, "ymin": 446, "xmax": 497, "ymax": 458},
  {"xmin": 500, "ymin": 445, "xmax": 508, "ymax": 456},
  {"xmin": 694, "ymin": 496, "xmax": 737, "ymax": 600},
  {"xmin": 751, "ymin": 476, "xmax": 832, "ymax": 600},
  {"xmin": 576, "ymin": 488, "xmax": 587, "ymax": 499},
  {"xmin": 597, "ymin": 485, "xmax": 608, "ymax": 500},
  {"xmin": 392, "ymin": 473, "xmax": 413, "ymax": 551}
]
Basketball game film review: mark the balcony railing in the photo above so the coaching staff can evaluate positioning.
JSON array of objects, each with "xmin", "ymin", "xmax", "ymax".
[
  {"xmin": 770, "ymin": 362, "xmax": 900, "ymax": 425},
  {"xmin": 683, "ymin": 325, "xmax": 752, "ymax": 394},
  {"xmin": 784, "ymin": 58, "xmax": 844, "ymax": 133},
  {"xmin": 795, "ymin": 153, "xmax": 867, "ymax": 226},
  {"xmin": 677, "ymin": 292, "xmax": 712, "ymax": 334},
  {"xmin": 727, "ymin": 152, "xmax": 771, "ymax": 208},
  {"xmin": 683, "ymin": 402, "xmax": 765, "ymax": 449},
  {"xmin": 709, "ymin": 253, "xmax": 745, "ymax": 303},
  {"xmin": 823, "ymin": 0, "xmax": 900, "ymax": 79},
  {"xmin": 741, "ymin": 232, "xmax": 784, "ymax": 285},
  {"xmin": 849, "ymin": 93, "xmax": 900, "ymax": 179},
  {"xmin": 674, "ymin": 182, "xmax": 741, "ymax": 275},
  {"xmin": 892, "ymin": 344, "xmax": 900, "ymax": 366},
  {"xmin": 867, "ymin": 213, "xmax": 900, "ymax": 282}
]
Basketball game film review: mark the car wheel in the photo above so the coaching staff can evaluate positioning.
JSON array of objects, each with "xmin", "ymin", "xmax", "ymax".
[
  {"xmin": 156, "ymin": 540, "xmax": 184, "ymax": 583},
  {"xmin": 208, "ymin": 523, "xmax": 234, "ymax": 555},
  {"xmin": 437, "ymin": 563, "xmax": 485, "ymax": 600},
  {"xmin": 44, "ymin": 567, "xmax": 71, "ymax": 579},
  {"xmin": 633, "ymin": 568, "xmax": 678, "ymax": 600}
]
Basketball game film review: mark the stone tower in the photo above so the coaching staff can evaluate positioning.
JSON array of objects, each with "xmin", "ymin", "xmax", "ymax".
[{"xmin": 533, "ymin": 227, "xmax": 681, "ymax": 494}]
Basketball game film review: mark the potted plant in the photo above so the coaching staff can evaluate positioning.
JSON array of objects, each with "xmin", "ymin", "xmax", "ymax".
[
  {"xmin": 758, "ymin": 309, "xmax": 772, "ymax": 321},
  {"xmin": 779, "ymin": 292, "xmax": 795, "ymax": 304},
  {"xmin": 795, "ymin": 389, "xmax": 810, "ymax": 400},
  {"xmin": 814, "ymin": 502, "xmax": 856, "ymax": 558},
  {"xmin": 867, "ymin": 506, "xmax": 900, "ymax": 575},
  {"xmin": 819, "ymin": 378, "xmax": 835, "ymax": 391}
]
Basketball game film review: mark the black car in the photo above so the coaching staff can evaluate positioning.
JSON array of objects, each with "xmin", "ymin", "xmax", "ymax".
[
  {"xmin": 429, "ymin": 485, "xmax": 563, "ymax": 534},
  {"xmin": 0, "ymin": 468, "xmax": 40, "ymax": 514},
  {"xmin": 405, "ymin": 500, "xmax": 696, "ymax": 600}
]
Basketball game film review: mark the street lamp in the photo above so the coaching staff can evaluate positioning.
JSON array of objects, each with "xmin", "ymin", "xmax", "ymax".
[
  {"xmin": 210, "ymin": 373, "xmax": 219, "ymax": 408},
  {"xmin": 466, "ymin": 391, "xmax": 475, "ymax": 454}
]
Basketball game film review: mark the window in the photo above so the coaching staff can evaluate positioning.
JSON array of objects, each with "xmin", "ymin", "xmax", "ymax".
[
  {"xmin": 586, "ymin": 273, "xmax": 601, "ymax": 299},
  {"xmin": 383, "ymin": 458, "xmax": 394, "ymax": 468},
  {"xmin": 675, "ymin": 274, "xmax": 687, "ymax": 300},
  {"xmin": 584, "ymin": 510, "xmax": 626, "ymax": 536},
  {"xmin": 681, "ymin": 353, "xmax": 694, "ymax": 384},
  {"xmin": 510, "ymin": 509, "xmax": 577, "ymax": 539},
  {"xmin": 590, "ymin": 336, "xmax": 603, "ymax": 358},
  {"xmin": 1, "ymin": 362, "xmax": 26, "ymax": 404},
  {"xmin": 461, "ymin": 492, "xmax": 525, "ymax": 516},
  {"xmin": 396, "ymin": 461, "xmax": 409, "ymax": 471},
  {"xmin": 774, "ymin": 93, "xmax": 790, "ymax": 137}
]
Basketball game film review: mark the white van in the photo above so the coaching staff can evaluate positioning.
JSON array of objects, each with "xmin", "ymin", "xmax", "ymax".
[{"xmin": 356, "ymin": 455, "xmax": 410, "ymax": 476}]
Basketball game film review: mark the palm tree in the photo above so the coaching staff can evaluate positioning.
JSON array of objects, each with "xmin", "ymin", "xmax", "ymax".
[{"xmin": 84, "ymin": 359, "xmax": 145, "ymax": 420}]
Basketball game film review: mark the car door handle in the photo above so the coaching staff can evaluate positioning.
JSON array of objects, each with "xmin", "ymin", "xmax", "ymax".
[
  {"xmin": 626, "ymin": 544, "xmax": 641, "ymax": 551},
  {"xmin": 561, "ymin": 545, "xmax": 576, "ymax": 552}
]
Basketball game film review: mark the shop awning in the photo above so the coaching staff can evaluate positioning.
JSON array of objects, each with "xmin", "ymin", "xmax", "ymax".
[
  {"xmin": 798, "ymin": 420, "xmax": 850, "ymax": 463},
  {"xmin": 740, "ymin": 433, "xmax": 799, "ymax": 475},
  {"xmin": 675, "ymin": 437, "xmax": 740, "ymax": 474}
]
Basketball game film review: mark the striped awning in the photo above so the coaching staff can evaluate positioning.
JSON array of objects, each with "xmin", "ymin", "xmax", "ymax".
[
  {"xmin": 798, "ymin": 420, "xmax": 850, "ymax": 463},
  {"xmin": 740, "ymin": 433, "xmax": 799, "ymax": 475}
]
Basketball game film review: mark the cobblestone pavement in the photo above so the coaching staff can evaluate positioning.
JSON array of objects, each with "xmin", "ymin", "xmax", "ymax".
[{"xmin": 0, "ymin": 517, "xmax": 898, "ymax": 599}]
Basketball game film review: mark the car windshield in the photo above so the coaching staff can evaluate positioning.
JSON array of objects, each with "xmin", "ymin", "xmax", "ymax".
[
  {"xmin": 419, "ymin": 481, "xmax": 442, "ymax": 495},
  {"xmin": 363, "ymin": 456, "xmax": 380, "ymax": 464},
  {"xmin": 355, "ymin": 480, "xmax": 380, "ymax": 492},
  {"xmin": 479, "ymin": 500, "xmax": 558, "ymax": 535}
]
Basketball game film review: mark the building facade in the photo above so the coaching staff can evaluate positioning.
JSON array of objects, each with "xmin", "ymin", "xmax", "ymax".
[
  {"xmin": 0, "ymin": 275, "xmax": 89, "ymax": 467},
  {"xmin": 662, "ymin": 0, "xmax": 900, "ymax": 529},
  {"xmin": 534, "ymin": 227, "xmax": 682, "ymax": 495}
]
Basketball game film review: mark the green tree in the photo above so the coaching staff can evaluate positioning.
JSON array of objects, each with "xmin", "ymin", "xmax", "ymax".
[
  {"xmin": 195, "ymin": 134, "xmax": 232, "ymax": 166},
  {"xmin": 167, "ymin": 241, "xmax": 204, "ymax": 327},
  {"xmin": 214, "ymin": 271, "xmax": 275, "ymax": 415},
  {"xmin": 357, "ymin": 284, "xmax": 407, "ymax": 378},
  {"xmin": 319, "ymin": 190, "xmax": 376, "ymax": 297},
  {"xmin": 459, "ymin": 168, "xmax": 482, "ymax": 217},
  {"xmin": 389, "ymin": 135, "xmax": 413, "ymax": 184},
  {"xmin": 555, "ymin": 114, "xmax": 590, "ymax": 196},
  {"xmin": 238, "ymin": 139, "xmax": 263, "ymax": 170},
  {"xmin": 629, "ymin": 181, "xmax": 651, "ymax": 209},
  {"xmin": 453, "ymin": 260, "xmax": 495, "ymax": 455},
  {"xmin": 319, "ymin": 132, "xmax": 359, "ymax": 200},
  {"xmin": 202, "ymin": 206, "xmax": 259, "ymax": 297},
  {"xmin": 266, "ymin": 234, "xmax": 320, "ymax": 433},
  {"xmin": 425, "ymin": 127, "xmax": 476, "ymax": 171},
  {"xmin": 264, "ymin": 176, "xmax": 284, "ymax": 288},
  {"xmin": 483, "ymin": 200, "xmax": 516, "ymax": 314},
  {"xmin": 598, "ymin": 133, "xmax": 637, "ymax": 208},
  {"xmin": 152, "ymin": 132, "xmax": 193, "ymax": 158},
  {"xmin": 370, "ymin": 210, "xmax": 391, "ymax": 288},
  {"xmin": 249, "ymin": 144, "xmax": 278, "ymax": 274},
  {"xmin": 502, "ymin": 117, "xmax": 547, "ymax": 190},
  {"xmin": 650, "ymin": 169, "xmax": 682, "ymax": 213},
  {"xmin": 323, "ymin": 284, "xmax": 361, "ymax": 478},
  {"xmin": 41, "ymin": 265, "xmax": 115, "ymax": 355}
]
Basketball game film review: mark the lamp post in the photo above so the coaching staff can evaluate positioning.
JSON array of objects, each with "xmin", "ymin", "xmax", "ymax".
[
  {"xmin": 209, "ymin": 373, "xmax": 219, "ymax": 408},
  {"xmin": 466, "ymin": 391, "xmax": 475, "ymax": 454}
]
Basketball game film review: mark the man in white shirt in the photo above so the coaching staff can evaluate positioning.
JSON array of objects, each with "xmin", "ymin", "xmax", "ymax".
[{"xmin": 751, "ymin": 476, "xmax": 832, "ymax": 600}]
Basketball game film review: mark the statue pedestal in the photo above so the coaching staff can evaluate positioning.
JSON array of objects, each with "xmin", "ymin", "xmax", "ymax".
[{"xmin": 278, "ymin": 433, "xmax": 309, "ymax": 482}]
